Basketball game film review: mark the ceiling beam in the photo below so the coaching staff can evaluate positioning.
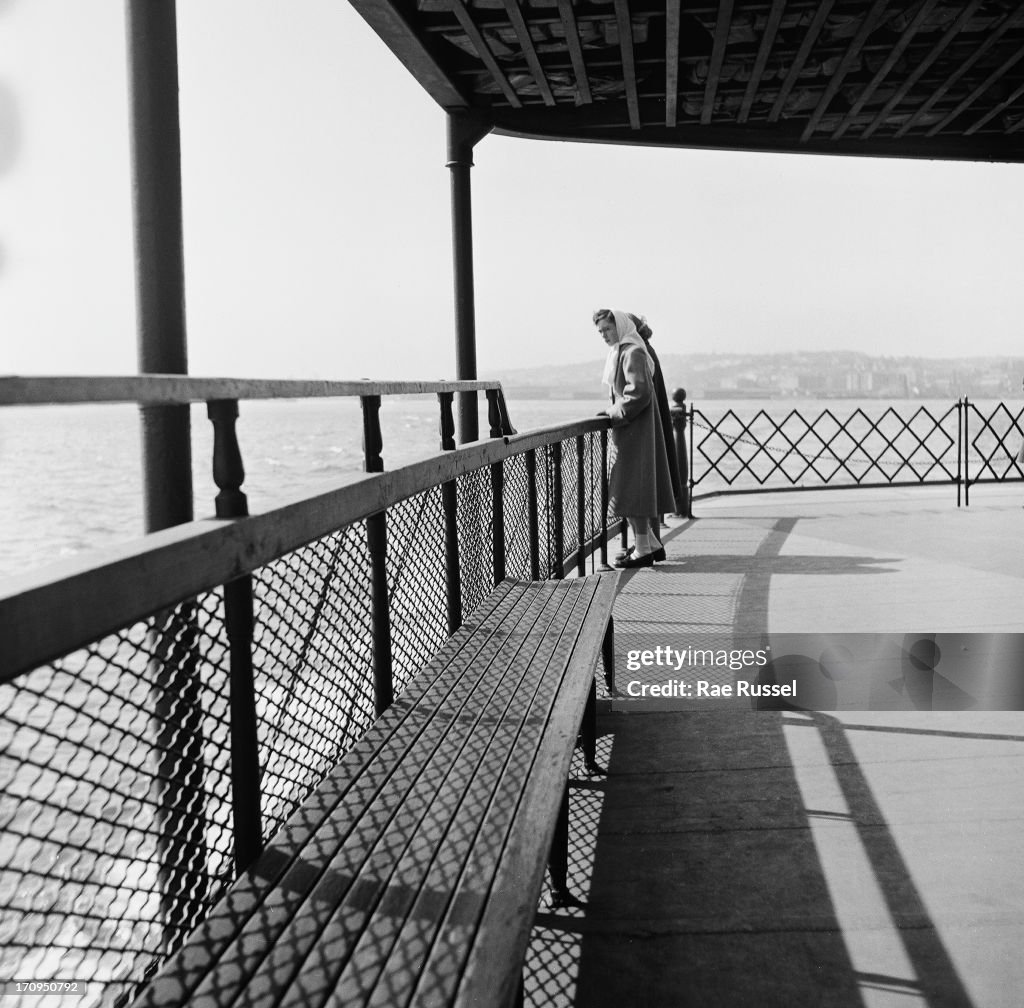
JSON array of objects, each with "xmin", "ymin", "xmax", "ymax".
[
  {"xmin": 701, "ymin": 0, "xmax": 734, "ymax": 125},
  {"xmin": 895, "ymin": 8, "xmax": 1024, "ymax": 138},
  {"xmin": 738, "ymin": 0, "xmax": 786, "ymax": 125},
  {"xmin": 832, "ymin": 0, "xmax": 940, "ymax": 140},
  {"xmin": 800, "ymin": 0, "xmax": 891, "ymax": 143},
  {"xmin": 349, "ymin": 0, "xmax": 470, "ymax": 109},
  {"xmin": 448, "ymin": 0, "xmax": 522, "ymax": 108},
  {"xmin": 489, "ymin": 98, "xmax": 1024, "ymax": 160},
  {"xmin": 613, "ymin": 0, "xmax": 641, "ymax": 129},
  {"xmin": 502, "ymin": 0, "xmax": 556, "ymax": 105},
  {"xmin": 926, "ymin": 38, "xmax": 1024, "ymax": 137},
  {"xmin": 769, "ymin": 0, "xmax": 837, "ymax": 123},
  {"xmin": 665, "ymin": 0, "xmax": 681, "ymax": 126},
  {"xmin": 862, "ymin": 0, "xmax": 983, "ymax": 139},
  {"xmin": 965, "ymin": 77, "xmax": 1024, "ymax": 136},
  {"xmin": 556, "ymin": 0, "xmax": 593, "ymax": 104}
]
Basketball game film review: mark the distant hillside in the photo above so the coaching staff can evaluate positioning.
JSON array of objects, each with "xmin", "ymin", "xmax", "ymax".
[{"xmin": 488, "ymin": 351, "xmax": 1024, "ymax": 400}]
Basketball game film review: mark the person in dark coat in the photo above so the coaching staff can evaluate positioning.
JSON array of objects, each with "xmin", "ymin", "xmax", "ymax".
[
  {"xmin": 629, "ymin": 313, "xmax": 683, "ymax": 517},
  {"xmin": 594, "ymin": 309, "xmax": 677, "ymax": 568}
]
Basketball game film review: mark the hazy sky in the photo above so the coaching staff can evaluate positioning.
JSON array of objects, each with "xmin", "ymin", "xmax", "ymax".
[{"xmin": 2, "ymin": 0, "xmax": 1023, "ymax": 384}]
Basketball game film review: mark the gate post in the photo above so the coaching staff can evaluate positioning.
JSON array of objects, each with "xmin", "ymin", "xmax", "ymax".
[{"xmin": 671, "ymin": 388, "xmax": 691, "ymax": 518}]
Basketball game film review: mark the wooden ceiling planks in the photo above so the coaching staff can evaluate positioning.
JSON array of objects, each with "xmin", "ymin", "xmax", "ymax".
[
  {"xmin": 738, "ymin": 0, "xmax": 787, "ymax": 125},
  {"xmin": 925, "ymin": 36, "xmax": 1024, "ymax": 138},
  {"xmin": 966, "ymin": 77, "xmax": 1024, "ymax": 136},
  {"xmin": 799, "ymin": 0, "xmax": 892, "ymax": 142},
  {"xmin": 894, "ymin": 8, "xmax": 1024, "ymax": 138},
  {"xmin": 612, "ymin": 0, "xmax": 642, "ymax": 128},
  {"xmin": 701, "ymin": 0, "xmax": 734, "ymax": 125},
  {"xmin": 665, "ymin": 0, "xmax": 681, "ymax": 127},
  {"xmin": 556, "ymin": 0, "xmax": 593, "ymax": 105},
  {"xmin": 832, "ymin": 0, "xmax": 942, "ymax": 141},
  {"xmin": 355, "ymin": 0, "xmax": 1024, "ymax": 161},
  {"xmin": 861, "ymin": 0, "xmax": 985, "ymax": 140},
  {"xmin": 768, "ymin": 0, "xmax": 837, "ymax": 123},
  {"xmin": 501, "ymin": 0, "xmax": 556, "ymax": 105},
  {"xmin": 448, "ymin": 0, "xmax": 522, "ymax": 107}
]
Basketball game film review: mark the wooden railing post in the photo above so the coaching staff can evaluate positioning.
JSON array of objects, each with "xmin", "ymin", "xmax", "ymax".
[
  {"xmin": 552, "ymin": 442, "xmax": 564, "ymax": 578},
  {"xmin": 207, "ymin": 399, "xmax": 262, "ymax": 874},
  {"xmin": 600, "ymin": 429, "xmax": 610, "ymax": 570},
  {"xmin": 576, "ymin": 436, "xmax": 586, "ymax": 576},
  {"xmin": 487, "ymin": 390, "xmax": 506, "ymax": 586},
  {"xmin": 361, "ymin": 395, "xmax": 394, "ymax": 714},
  {"xmin": 485, "ymin": 388, "xmax": 503, "ymax": 439},
  {"xmin": 527, "ymin": 449, "xmax": 540, "ymax": 580},
  {"xmin": 671, "ymin": 387, "xmax": 692, "ymax": 518},
  {"xmin": 438, "ymin": 392, "xmax": 462, "ymax": 633}
]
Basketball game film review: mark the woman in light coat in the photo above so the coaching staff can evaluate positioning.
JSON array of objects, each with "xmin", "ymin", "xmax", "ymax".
[{"xmin": 594, "ymin": 309, "xmax": 677, "ymax": 568}]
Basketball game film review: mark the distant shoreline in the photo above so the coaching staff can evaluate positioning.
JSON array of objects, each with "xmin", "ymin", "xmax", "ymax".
[{"xmin": 502, "ymin": 389, "xmax": 1024, "ymax": 402}]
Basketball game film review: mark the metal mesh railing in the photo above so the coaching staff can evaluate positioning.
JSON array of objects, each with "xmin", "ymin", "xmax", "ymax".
[
  {"xmin": 0, "ymin": 417, "xmax": 611, "ymax": 1007},
  {"xmin": 0, "ymin": 598, "xmax": 234, "ymax": 1005},
  {"xmin": 252, "ymin": 523, "xmax": 376, "ymax": 838},
  {"xmin": 963, "ymin": 398, "xmax": 1024, "ymax": 499},
  {"xmin": 690, "ymin": 403, "xmax": 962, "ymax": 493},
  {"xmin": 503, "ymin": 453, "xmax": 534, "ymax": 581}
]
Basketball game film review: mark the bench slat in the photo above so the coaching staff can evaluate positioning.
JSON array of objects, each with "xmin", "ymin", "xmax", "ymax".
[
  {"xmin": 246, "ymin": 581, "xmax": 586, "ymax": 1008},
  {"xmin": 337, "ymin": 580, "xmax": 600, "ymax": 1008},
  {"xmin": 454, "ymin": 574, "xmax": 619, "ymax": 1007}
]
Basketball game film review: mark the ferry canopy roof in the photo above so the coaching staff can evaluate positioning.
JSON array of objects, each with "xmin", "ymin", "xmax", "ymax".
[{"xmin": 351, "ymin": 0, "xmax": 1024, "ymax": 162}]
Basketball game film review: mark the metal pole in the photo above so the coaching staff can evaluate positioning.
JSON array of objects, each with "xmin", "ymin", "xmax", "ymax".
[
  {"xmin": 963, "ymin": 396, "xmax": 970, "ymax": 508},
  {"xmin": 956, "ymin": 398, "xmax": 963, "ymax": 509},
  {"xmin": 125, "ymin": 0, "xmax": 192, "ymax": 532},
  {"xmin": 126, "ymin": 1, "xmax": 205, "ymax": 948},
  {"xmin": 446, "ymin": 113, "xmax": 491, "ymax": 445}
]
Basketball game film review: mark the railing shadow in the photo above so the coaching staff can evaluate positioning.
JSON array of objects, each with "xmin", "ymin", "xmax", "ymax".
[{"xmin": 521, "ymin": 514, "xmax": 999, "ymax": 1007}]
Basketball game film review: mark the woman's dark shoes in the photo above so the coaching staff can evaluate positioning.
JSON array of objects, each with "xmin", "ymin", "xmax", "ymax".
[
  {"xmin": 617, "ymin": 551, "xmax": 654, "ymax": 569},
  {"xmin": 652, "ymin": 547, "xmax": 666, "ymax": 562}
]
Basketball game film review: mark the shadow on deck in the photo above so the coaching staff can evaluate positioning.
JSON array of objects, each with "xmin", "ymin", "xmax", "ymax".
[{"xmin": 524, "ymin": 485, "xmax": 1024, "ymax": 1007}]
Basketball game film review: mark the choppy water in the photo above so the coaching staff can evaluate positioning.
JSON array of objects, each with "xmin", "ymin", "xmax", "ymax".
[{"xmin": 0, "ymin": 397, "xmax": 607, "ymax": 580}]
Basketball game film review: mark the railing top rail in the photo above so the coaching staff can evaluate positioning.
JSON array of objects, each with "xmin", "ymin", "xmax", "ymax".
[
  {"xmin": 0, "ymin": 416, "xmax": 608, "ymax": 682},
  {"xmin": 0, "ymin": 374, "xmax": 506, "ymax": 406}
]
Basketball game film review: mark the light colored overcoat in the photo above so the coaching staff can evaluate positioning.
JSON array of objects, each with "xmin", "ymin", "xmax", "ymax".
[{"xmin": 606, "ymin": 341, "xmax": 677, "ymax": 518}]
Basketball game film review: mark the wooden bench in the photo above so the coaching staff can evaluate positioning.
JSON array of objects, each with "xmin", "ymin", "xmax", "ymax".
[{"xmin": 133, "ymin": 573, "xmax": 619, "ymax": 1008}]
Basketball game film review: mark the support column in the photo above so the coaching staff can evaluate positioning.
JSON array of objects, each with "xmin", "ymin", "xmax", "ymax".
[
  {"xmin": 126, "ymin": 0, "xmax": 192, "ymax": 532},
  {"xmin": 446, "ymin": 112, "xmax": 492, "ymax": 445},
  {"xmin": 126, "ymin": 3, "xmax": 205, "ymax": 947}
]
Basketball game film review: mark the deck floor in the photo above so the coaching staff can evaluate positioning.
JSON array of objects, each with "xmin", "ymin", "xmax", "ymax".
[{"xmin": 526, "ymin": 484, "xmax": 1024, "ymax": 1008}]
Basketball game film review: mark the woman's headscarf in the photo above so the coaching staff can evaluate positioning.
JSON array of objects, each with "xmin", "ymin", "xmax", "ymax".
[{"xmin": 600, "ymin": 309, "xmax": 651, "ymax": 388}]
